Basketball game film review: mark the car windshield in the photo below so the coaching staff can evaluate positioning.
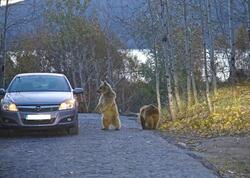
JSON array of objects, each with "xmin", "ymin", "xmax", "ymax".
[{"xmin": 8, "ymin": 75, "xmax": 70, "ymax": 92}]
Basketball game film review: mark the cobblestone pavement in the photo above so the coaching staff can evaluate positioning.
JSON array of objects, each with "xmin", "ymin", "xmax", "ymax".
[{"xmin": 0, "ymin": 114, "xmax": 218, "ymax": 178}]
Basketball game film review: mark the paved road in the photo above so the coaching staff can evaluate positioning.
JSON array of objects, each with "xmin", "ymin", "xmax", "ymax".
[{"xmin": 0, "ymin": 114, "xmax": 218, "ymax": 178}]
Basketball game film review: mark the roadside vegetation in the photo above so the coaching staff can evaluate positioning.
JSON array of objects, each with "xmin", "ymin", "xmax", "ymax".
[{"xmin": 161, "ymin": 83, "xmax": 250, "ymax": 136}]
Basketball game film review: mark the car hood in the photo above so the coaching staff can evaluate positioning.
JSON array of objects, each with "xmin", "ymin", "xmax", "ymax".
[{"xmin": 4, "ymin": 92, "xmax": 73, "ymax": 105}]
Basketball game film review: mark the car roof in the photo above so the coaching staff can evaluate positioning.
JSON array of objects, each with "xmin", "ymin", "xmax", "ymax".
[{"xmin": 16, "ymin": 73, "xmax": 65, "ymax": 77}]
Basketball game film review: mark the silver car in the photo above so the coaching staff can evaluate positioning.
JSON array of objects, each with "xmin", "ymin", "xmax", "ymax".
[{"xmin": 0, "ymin": 73, "xmax": 83, "ymax": 135}]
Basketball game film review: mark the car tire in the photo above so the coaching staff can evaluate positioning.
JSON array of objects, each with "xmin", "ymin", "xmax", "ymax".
[
  {"xmin": 68, "ymin": 121, "xmax": 79, "ymax": 135},
  {"xmin": 0, "ymin": 129, "xmax": 13, "ymax": 137}
]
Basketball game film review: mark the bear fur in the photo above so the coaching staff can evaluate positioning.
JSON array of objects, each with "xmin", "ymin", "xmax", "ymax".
[
  {"xmin": 95, "ymin": 81, "xmax": 121, "ymax": 130},
  {"xmin": 139, "ymin": 104, "xmax": 160, "ymax": 130}
]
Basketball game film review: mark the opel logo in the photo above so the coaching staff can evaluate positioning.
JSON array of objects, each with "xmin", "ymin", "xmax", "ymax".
[{"xmin": 36, "ymin": 106, "xmax": 42, "ymax": 112}]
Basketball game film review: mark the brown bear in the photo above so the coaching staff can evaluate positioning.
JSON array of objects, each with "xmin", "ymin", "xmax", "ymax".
[
  {"xmin": 95, "ymin": 81, "xmax": 121, "ymax": 130},
  {"xmin": 139, "ymin": 104, "xmax": 160, "ymax": 130}
]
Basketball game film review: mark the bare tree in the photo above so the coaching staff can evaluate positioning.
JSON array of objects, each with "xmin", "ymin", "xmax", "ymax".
[
  {"xmin": 160, "ymin": 0, "xmax": 176, "ymax": 119},
  {"xmin": 102, "ymin": 0, "xmax": 115, "ymax": 87},
  {"xmin": 0, "ymin": 0, "xmax": 9, "ymax": 87},
  {"xmin": 168, "ymin": 1, "xmax": 182, "ymax": 110},
  {"xmin": 172, "ymin": 54, "xmax": 182, "ymax": 110},
  {"xmin": 183, "ymin": 0, "xmax": 192, "ymax": 108},
  {"xmin": 248, "ymin": 0, "xmax": 250, "ymax": 63},
  {"xmin": 228, "ymin": 0, "xmax": 237, "ymax": 82},
  {"xmin": 189, "ymin": 28, "xmax": 198, "ymax": 105},
  {"xmin": 199, "ymin": 0, "xmax": 213, "ymax": 112},
  {"xmin": 148, "ymin": 0, "xmax": 162, "ymax": 114},
  {"xmin": 153, "ymin": 40, "xmax": 162, "ymax": 114},
  {"xmin": 206, "ymin": 0, "xmax": 217, "ymax": 93},
  {"xmin": 248, "ymin": 0, "xmax": 250, "ymax": 37}
]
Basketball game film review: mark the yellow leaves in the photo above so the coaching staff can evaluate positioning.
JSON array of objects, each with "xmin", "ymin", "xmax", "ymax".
[{"xmin": 161, "ymin": 83, "xmax": 250, "ymax": 137}]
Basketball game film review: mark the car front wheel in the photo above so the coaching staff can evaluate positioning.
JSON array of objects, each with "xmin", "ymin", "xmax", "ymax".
[{"xmin": 68, "ymin": 121, "xmax": 79, "ymax": 135}]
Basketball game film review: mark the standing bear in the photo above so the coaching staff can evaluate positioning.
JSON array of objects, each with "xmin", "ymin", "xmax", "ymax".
[
  {"xmin": 95, "ymin": 81, "xmax": 121, "ymax": 130},
  {"xmin": 139, "ymin": 104, "xmax": 160, "ymax": 130}
]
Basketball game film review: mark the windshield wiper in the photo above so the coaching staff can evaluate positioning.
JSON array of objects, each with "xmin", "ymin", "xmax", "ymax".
[{"xmin": 10, "ymin": 90, "xmax": 22, "ymax": 93}]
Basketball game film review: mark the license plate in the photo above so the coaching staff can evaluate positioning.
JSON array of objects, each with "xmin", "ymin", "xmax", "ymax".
[{"xmin": 26, "ymin": 115, "xmax": 51, "ymax": 120}]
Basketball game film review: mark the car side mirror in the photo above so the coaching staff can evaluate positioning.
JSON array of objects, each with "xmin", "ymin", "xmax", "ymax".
[
  {"xmin": 73, "ymin": 88, "xmax": 84, "ymax": 94},
  {"xmin": 0, "ymin": 88, "xmax": 6, "ymax": 96}
]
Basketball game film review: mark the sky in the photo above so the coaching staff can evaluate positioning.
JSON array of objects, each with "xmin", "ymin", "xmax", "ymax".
[
  {"xmin": 126, "ymin": 49, "xmax": 150, "ymax": 64},
  {"xmin": 0, "ymin": 0, "xmax": 23, "ymax": 6}
]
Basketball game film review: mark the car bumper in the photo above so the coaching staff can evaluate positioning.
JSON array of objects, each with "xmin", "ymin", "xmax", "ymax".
[{"xmin": 0, "ymin": 109, "xmax": 78, "ymax": 130}]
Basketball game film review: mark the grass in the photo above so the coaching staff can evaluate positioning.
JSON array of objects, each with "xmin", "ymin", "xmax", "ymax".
[{"xmin": 161, "ymin": 83, "xmax": 250, "ymax": 136}]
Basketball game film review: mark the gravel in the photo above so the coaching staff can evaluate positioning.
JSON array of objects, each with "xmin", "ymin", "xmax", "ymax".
[{"xmin": 0, "ymin": 113, "xmax": 218, "ymax": 178}]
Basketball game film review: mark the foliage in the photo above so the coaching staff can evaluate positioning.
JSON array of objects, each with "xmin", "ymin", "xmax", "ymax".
[
  {"xmin": 2, "ymin": 0, "xmax": 249, "ymax": 118},
  {"xmin": 5, "ymin": 51, "xmax": 41, "ymax": 85},
  {"xmin": 161, "ymin": 83, "xmax": 250, "ymax": 136},
  {"xmin": 4, "ymin": 0, "xmax": 141, "ymax": 113}
]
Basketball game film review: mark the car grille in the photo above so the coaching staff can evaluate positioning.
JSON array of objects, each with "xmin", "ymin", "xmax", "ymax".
[
  {"xmin": 21, "ymin": 118, "xmax": 56, "ymax": 125},
  {"xmin": 17, "ymin": 105, "xmax": 59, "ymax": 112}
]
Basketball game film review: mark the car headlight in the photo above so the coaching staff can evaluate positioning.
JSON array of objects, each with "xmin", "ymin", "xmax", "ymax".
[
  {"xmin": 2, "ymin": 103, "xmax": 18, "ymax": 112},
  {"xmin": 59, "ymin": 99, "xmax": 75, "ymax": 110}
]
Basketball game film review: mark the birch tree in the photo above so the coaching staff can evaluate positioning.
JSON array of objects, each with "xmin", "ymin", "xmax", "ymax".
[
  {"xmin": 183, "ymin": 0, "xmax": 192, "ymax": 108},
  {"xmin": 159, "ymin": 0, "xmax": 176, "ymax": 119},
  {"xmin": 101, "ymin": 0, "xmax": 115, "ymax": 87},
  {"xmin": 248, "ymin": 0, "xmax": 250, "ymax": 63},
  {"xmin": 206, "ymin": 0, "xmax": 217, "ymax": 93},
  {"xmin": 148, "ymin": 0, "xmax": 162, "ymax": 114},
  {"xmin": 199, "ymin": 0, "xmax": 213, "ymax": 112},
  {"xmin": 168, "ymin": 1, "xmax": 182, "ymax": 110},
  {"xmin": 189, "ymin": 27, "xmax": 198, "ymax": 105},
  {"xmin": 151, "ymin": 39, "xmax": 162, "ymax": 114}
]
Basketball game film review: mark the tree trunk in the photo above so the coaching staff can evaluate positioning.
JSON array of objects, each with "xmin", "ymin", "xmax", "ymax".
[
  {"xmin": 163, "ymin": 47, "xmax": 176, "ymax": 120},
  {"xmin": 191, "ymin": 71, "xmax": 198, "ymax": 105},
  {"xmin": 173, "ymin": 64, "xmax": 182, "ymax": 110},
  {"xmin": 0, "ymin": 0, "xmax": 9, "ymax": 88},
  {"xmin": 248, "ymin": 0, "xmax": 250, "ymax": 41},
  {"xmin": 91, "ymin": 45, "xmax": 100, "ymax": 107},
  {"xmin": 200, "ymin": 0, "xmax": 213, "ymax": 112},
  {"xmin": 189, "ymin": 28, "xmax": 198, "ymax": 105},
  {"xmin": 106, "ymin": 42, "xmax": 114, "ymax": 87},
  {"xmin": 228, "ymin": 0, "xmax": 236, "ymax": 83},
  {"xmin": 168, "ymin": 2, "xmax": 181, "ymax": 111},
  {"xmin": 207, "ymin": 0, "xmax": 217, "ymax": 93},
  {"xmin": 170, "ymin": 43, "xmax": 181, "ymax": 110},
  {"xmin": 183, "ymin": 0, "xmax": 192, "ymax": 108},
  {"xmin": 153, "ymin": 42, "xmax": 162, "ymax": 115},
  {"xmin": 160, "ymin": 0, "xmax": 176, "ymax": 120},
  {"xmin": 148, "ymin": 0, "xmax": 162, "ymax": 115},
  {"xmin": 203, "ymin": 45, "xmax": 213, "ymax": 113},
  {"xmin": 0, "ymin": 0, "xmax": 2, "ymax": 86},
  {"xmin": 121, "ymin": 86, "xmax": 126, "ymax": 112},
  {"xmin": 78, "ymin": 62, "xmax": 88, "ymax": 112},
  {"xmin": 71, "ymin": 67, "xmax": 77, "ymax": 88},
  {"xmin": 247, "ymin": 0, "xmax": 250, "ymax": 65}
]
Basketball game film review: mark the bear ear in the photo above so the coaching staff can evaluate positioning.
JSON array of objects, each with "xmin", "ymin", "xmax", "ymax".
[
  {"xmin": 100, "ymin": 81, "xmax": 104, "ymax": 85},
  {"xmin": 104, "ymin": 81, "xmax": 108, "ymax": 85}
]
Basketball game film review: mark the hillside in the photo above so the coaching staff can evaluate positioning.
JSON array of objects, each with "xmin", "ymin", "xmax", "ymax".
[
  {"xmin": 0, "ymin": 0, "xmax": 144, "ymax": 48},
  {"xmin": 1, "ymin": 0, "xmax": 247, "ymax": 49}
]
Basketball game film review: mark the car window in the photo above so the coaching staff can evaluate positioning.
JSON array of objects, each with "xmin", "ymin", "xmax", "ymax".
[{"xmin": 8, "ymin": 75, "xmax": 71, "ymax": 92}]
